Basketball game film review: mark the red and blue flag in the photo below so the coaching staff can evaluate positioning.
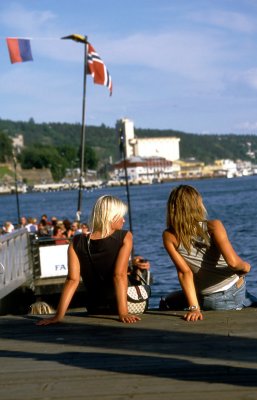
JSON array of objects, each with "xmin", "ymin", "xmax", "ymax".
[{"xmin": 6, "ymin": 38, "xmax": 33, "ymax": 64}]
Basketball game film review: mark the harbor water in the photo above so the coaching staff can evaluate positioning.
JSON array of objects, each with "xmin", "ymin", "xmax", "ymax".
[{"xmin": 1, "ymin": 176, "xmax": 257, "ymax": 309}]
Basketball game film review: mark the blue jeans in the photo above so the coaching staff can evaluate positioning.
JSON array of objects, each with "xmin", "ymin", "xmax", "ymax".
[
  {"xmin": 201, "ymin": 277, "xmax": 257, "ymax": 311},
  {"xmin": 160, "ymin": 277, "xmax": 257, "ymax": 311}
]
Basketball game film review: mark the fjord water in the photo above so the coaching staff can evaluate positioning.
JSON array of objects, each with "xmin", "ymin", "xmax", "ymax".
[{"xmin": 1, "ymin": 176, "xmax": 257, "ymax": 308}]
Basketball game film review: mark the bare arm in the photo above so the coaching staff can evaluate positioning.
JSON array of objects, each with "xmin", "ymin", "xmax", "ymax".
[
  {"xmin": 113, "ymin": 231, "xmax": 141, "ymax": 323},
  {"xmin": 163, "ymin": 230, "xmax": 203, "ymax": 322},
  {"xmin": 207, "ymin": 220, "xmax": 251, "ymax": 275},
  {"xmin": 133, "ymin": 256, "xmax": 151, "ymax": 271},
  {"xmin": 36, "ymin": 243, "xmax": 81, "ymax": 325}
]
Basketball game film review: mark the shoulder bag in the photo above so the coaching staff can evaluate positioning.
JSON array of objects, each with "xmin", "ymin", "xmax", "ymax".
[{"xmin": 127, "ymin": 271, "xmax": 151, "ymax": 314}]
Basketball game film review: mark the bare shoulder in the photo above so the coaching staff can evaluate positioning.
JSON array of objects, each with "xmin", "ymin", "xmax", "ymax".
[
  {"xmin": 207, "ymin": 219, "xmax": 225, "ymax": 234},
  {"xmin": 68, "ymin": 241, "xmax": 79, "ymax": 260},
  {"xmin": 124, "ymin": 230, "xmax": 133, "ymax": 243},
  {"xmin": 68, "ymin": 241, "xmax": 74, "ymax": 252},
  {"xmin": 162, "ymin": 229, "xmax": 178, "ymax": 247}
]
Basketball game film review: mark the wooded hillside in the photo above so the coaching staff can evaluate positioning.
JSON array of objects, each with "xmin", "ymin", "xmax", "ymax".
[{"xmin": 1, "ymin": 118, "xmax": 257, "ymax": 164}]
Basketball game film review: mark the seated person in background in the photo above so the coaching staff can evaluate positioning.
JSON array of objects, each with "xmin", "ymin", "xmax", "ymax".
[
  {"xmin": 37, "ymin": 195, "xmax": 144, "ymax": 325},
  {"xmin": 67, "ymin": 221, "xmax": 81, "ymax": 238},
  {"xmin": 50, "ymin": 216, "xmax": 58, "ymax": 234},
  {"xmin": 63, "ymin": 219, "xmax": 72, "ymax": 237},
  {"xmin": 26, "ymin": 217, "xmax": 38, "ymax": 233},
  {"xmin": 19, "ymin": 216, "xmax": 27, "ymax": 229},
  {"xmin": 52, "ymin": 225, "xmax": 69, "ymax": 245},
  {"xmin": 81, "ymin": 222, "xmax": 90, "ymax": 235},
  {"xmin": 40, "ymin": 214, "xmax": 52, "ymax": 230},
  {"xmin": 36, "ymin": 220, "xmax": 50, "ymax": 237},
  {"xmin": 2, "ymin": 221, "xmax": 15, "ymax": 233},
  {"xmin": 161, "ymin": 184, "xmax": 257, "ymax": 322}
]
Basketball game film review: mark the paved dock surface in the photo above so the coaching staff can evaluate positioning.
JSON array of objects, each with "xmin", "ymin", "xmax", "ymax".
[{"xmin": 1, "ymin": 308, "xmax": 257, "ymax": 400}]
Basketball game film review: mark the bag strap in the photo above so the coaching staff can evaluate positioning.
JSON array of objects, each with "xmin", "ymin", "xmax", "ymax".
[
  {"xmin": 130, "ymin": 270, "xmax": 148, "ymax": 285},
  {"xmin": 135, "ymin": 285, "xmax": 143, "ymax": 300}
]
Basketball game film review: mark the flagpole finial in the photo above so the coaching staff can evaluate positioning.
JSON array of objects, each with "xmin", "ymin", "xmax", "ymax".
[{"xmin": 61, "ymin": 34, "xmax": 88, "ymax": 44}]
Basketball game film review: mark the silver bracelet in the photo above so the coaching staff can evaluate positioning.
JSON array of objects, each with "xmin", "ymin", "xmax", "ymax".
[{"xmin": 185, "ymin": 305, "xmax": 200, "ymax": 312}]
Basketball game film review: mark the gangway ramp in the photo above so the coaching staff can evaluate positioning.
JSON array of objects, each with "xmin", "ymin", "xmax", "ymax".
[{"xmin": 0, "ymin": 229, "xmax": 33, "ymax": 302}]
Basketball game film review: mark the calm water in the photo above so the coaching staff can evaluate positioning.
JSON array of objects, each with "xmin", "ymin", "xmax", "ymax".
[{"xmin": 1, "ymin": 176, "xmax": 257, "ymax": 308}]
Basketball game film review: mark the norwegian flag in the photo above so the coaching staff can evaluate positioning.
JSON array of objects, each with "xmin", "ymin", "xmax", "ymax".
[{"xmin": 87, "ymin": 43, "xmax": 112, "ymax": 95}]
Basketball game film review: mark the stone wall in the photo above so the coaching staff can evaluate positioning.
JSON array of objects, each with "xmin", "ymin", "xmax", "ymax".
[{"xmin": 0, "ymin": 163, "xmax": 53, "ymax": 184}]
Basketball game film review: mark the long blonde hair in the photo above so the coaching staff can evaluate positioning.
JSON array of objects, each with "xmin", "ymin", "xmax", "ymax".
[
  {"xmin": 166, "ymin": 185, "xmax": 209, "ymax": 253},
  {"xmin": 90, "ymin": 195, "xmax": 127, "ymax": 238}
]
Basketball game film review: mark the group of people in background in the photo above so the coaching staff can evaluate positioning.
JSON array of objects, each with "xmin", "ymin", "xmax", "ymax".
[{"xmin": 0, "ymin": 214, "xmax": 90, "ymax": 243}]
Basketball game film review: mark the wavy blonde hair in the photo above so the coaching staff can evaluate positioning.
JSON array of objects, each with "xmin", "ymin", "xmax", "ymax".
[
  {"xmin": 166, "ymin": 185, "xmax": 209, "ymax": 253},
  {"xmin": 90, "ymin": 195, "xmax": 127, "ymax": 238}
]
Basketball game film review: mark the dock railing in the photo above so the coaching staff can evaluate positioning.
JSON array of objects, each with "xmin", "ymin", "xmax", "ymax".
[{"xmin": 0, "ymin": 228, "xmax": 34, "ymax": 300}]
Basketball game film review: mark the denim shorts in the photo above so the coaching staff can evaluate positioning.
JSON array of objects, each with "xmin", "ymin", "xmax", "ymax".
[{"xmin": 200, "ymin": 277, "xmax": 257, "ymax": 311}]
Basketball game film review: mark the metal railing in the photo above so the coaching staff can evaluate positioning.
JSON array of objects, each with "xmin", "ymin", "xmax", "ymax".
[{"xmin": 0, "ymin": 229, "xmax": 34, "ymax": 300}]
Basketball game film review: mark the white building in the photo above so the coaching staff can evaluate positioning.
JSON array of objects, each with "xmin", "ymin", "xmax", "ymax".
[
  {"xmin": 12, "ymin": 134, "xmax": 24, "ymax": 153},
  {"xmin": 112, "ymin": 156, "xmax": 180, "ymax": 183},
  {"xmin": 116, "ymin": 118, "xmax": 180, "ymax": 161},
  {"xmin": 133, "ymin": 137, "xmax": 180, "ymax": 161},
  {"xmin": 215, "ymin": 159, "xmax": 237, "ymax": 178}
]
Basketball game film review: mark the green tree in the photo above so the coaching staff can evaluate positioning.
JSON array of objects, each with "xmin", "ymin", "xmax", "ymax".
[
  {"xmin": 19, "ymin": 143, "xmax": 98, "ymax": 181},
  {"xmin": 56, "ymin": 145, "xmax": 77, "ymax": 164},
  {"xmin": 19, "ymin": 145, "xmax": 66, "ymax": 181},
  {"xmin": 1, "ymin": 118, "xmax": 257, "ymax": 166},
  {"xmin": 84, "ymin": 146, "xmax": 98, "ymax": 170},
  {"xmin": 0, "ymin": 131, "xmax": 13, "ymax": 162}
]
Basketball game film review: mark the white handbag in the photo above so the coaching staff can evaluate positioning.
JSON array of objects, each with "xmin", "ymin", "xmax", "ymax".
[{"xmin": 127, "ymin": 283, "xmax": 151, "ymax": 314}]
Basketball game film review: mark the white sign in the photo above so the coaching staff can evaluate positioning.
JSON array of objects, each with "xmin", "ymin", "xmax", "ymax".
[{"xmin": 39, "ymin": 245, "xmax": 69, "ymax": 278}]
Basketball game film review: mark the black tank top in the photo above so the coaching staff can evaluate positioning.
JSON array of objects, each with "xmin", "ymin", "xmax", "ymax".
[{"xmin": 73, "ymin": 230, "xmax": 128, "ymax": 311}]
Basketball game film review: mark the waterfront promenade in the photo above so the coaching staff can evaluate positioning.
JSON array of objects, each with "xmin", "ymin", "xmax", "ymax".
[{"xmin": 1, "ymin": 308, "xmax": 257, "ymax": 400}]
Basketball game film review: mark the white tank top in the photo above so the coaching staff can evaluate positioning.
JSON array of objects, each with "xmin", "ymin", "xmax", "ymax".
[{"xmin": 177, "ymin": 235, "xmax": 239, "ymax": 295}]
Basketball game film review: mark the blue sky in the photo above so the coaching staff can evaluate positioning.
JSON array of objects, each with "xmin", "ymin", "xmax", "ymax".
[{"xmin": 1, "ymin": 0, "xmax": 257, "ymax": 134}]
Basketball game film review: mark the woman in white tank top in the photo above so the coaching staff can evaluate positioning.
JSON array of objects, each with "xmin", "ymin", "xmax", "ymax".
[{"xmin": 162, "ymin": 185, "xmax": 257, "ymax": 321}]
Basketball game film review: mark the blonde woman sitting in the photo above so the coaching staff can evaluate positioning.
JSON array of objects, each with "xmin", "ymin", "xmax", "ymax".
[{"xmin": 37, "ymin": 195, "xmax": 141, "ymax": 325}]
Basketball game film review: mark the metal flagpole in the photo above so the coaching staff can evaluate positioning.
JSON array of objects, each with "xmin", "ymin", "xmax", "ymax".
[
  {"xmin": 13, "ymin": 153, "xmax": 21, "ymax": 225},
  {"xmin": 77, "ymin": 36, "xmax": 88, "ymax": 221},
  {"xmin": 61, "ymin": 34, "xmax": 89, "ymax": 222},
  {"xmin": 62, "ymin": 33, "xmax": 112, "ymax": 221},
  {"xmin": 118, "ymin": 123, "xmax": 134, "ymax": 259}
]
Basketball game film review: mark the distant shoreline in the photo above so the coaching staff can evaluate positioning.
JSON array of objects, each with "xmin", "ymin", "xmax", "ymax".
[{"xmin": 2, "ymin": 172, "xmax": 257, "ymax": 197}]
